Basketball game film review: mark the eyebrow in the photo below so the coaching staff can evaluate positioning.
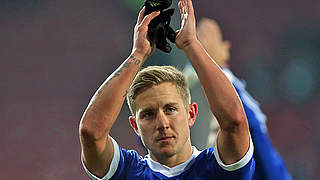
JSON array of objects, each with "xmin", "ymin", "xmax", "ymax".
[
  {"xmin": 140, "ymin": 108, "xmax": 154, "ymax": 114},
  {"xmin": 164, "ymin": 103, "xmax": 179, "ymax": 107},
  {"xmin": 139, "ymin": 102, "xmax": 179, "ymax": 113}
]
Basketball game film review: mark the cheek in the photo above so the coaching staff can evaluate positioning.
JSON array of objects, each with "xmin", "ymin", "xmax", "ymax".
[
  {"xmin": 174, "ymin": 114, "xmax": 189, "ymax": 129},
  {"xmin": 139, "ymin": 127, "xmax": 148, "ymax": 135},
  {"xmin": 138, "ymin": 122, "xmax": 154, "ymax": 135}
]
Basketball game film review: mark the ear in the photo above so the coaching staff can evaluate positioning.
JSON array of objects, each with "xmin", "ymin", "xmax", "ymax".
[
  {"xmin": 187, "ymin": 102, "xmax": 198, "ymax": 127},
  {"xmin": 129, "ymin": 116, "xmax": 140, "ymax": 136},
  {"xmin": 224, "ymin": 40, "xmax": 232, "ymax": 49}
]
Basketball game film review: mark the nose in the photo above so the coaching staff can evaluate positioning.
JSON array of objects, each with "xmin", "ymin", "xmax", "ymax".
[{"xmin": 156, "ymin": 110, "xmax": 170, "ymax": 131}]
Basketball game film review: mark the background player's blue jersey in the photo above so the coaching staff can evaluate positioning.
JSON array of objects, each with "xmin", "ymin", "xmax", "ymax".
[
  {"xmin": 223, "ymin": 68, "xmax": 292, "ymax": 180},
  {"xmin": 83, "ymin": 137, "xmax": 255, "ymax": 180}
]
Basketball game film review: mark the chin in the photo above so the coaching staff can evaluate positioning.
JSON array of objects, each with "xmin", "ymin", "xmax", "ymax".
[
  {"xmin": 159, "ymin": 150, "xmax": 176, "ymax": 158},
  {"xmin": 158, "ymin": 146, "xmax": 177, "ymax": 156}
]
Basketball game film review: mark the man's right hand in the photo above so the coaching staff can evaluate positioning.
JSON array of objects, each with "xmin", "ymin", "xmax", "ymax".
[
  {"xmin": 80, "ymin": 7, "xmax": 159, "ymax": 179},
  {"xmin": 132, "ymin": 7, "xmax": 160, "ymax": 61},
  {"xmin": 175, "ymin": 0, "xmax": 198, "ymax": 51}
]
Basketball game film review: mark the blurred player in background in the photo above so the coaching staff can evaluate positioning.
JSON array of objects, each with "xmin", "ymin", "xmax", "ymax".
[{"xmin": 183, "ymin": 17, "xmax": 292, "ymax": 180}]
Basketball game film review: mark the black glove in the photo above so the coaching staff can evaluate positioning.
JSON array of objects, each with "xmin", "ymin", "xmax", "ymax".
[{"xmin": 144, "ymin": 0, "xmax": 176, "ymax": 53}]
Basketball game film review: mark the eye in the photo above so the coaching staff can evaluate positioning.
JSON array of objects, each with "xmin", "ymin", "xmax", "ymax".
[
  {"xmin": 141, "ymin": 111, "xmax": 155, "ymax": 119},
  {"xmin": 165, "ymin": 106, "xmax": 176, "ymax": 114}
]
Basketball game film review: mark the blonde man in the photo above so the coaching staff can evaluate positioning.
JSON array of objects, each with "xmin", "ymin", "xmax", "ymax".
[{"xmin": 79, "ymin": 0, "xmax": 255, "ymax": 179}]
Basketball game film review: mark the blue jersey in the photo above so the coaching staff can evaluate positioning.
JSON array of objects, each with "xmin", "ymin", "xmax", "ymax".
[
  {"xmin": 83, "ymin": 137, "xmax": 255, "ymax": 180},
  {"xmin": 223, "ymin": 68, "xmax": 292, "ymax": 180}
]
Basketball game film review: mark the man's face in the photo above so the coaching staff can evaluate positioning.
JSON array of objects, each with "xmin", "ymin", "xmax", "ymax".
[
  {"xmin": 130, "ymin": 82, "xmax": 196, "ymax": 159},
  {"xmin": 197, "ymin": 18, "xmax": 231, "ymax": 67}
]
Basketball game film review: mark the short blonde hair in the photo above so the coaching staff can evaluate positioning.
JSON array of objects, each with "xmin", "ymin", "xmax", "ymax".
[{"xmin": 126, "ymin": 66, "xmax": 191, "ymax": 116}]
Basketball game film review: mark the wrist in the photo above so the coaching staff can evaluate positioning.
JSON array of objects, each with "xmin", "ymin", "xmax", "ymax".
[
  {"xmin": 182, "ymin": 39, "xmax": 201, "ymax": 52},
  {"xmin": 130, "ymin": 50, "xmax": 148, "ymax": 63}
]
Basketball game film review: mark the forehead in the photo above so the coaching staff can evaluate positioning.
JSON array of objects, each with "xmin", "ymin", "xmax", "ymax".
[{"xmin": 135, "ymin": 82, "xmax": 183, "ymax": 109}]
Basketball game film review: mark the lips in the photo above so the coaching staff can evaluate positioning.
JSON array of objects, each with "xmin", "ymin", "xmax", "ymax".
[{"xmin": 156, "ymin": 136, "xmax": 175, "ymax": 142}]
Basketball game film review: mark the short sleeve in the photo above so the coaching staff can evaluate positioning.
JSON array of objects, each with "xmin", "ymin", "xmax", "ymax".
[
  {"xmin": 81, "ymin": 137, "xmax": 120, "ymax": 180},
  {"xmin": 213, "ymin": 134, "xmax": 254, "ymax": 171}
]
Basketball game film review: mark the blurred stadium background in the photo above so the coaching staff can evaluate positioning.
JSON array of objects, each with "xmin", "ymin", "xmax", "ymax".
[{"xmin": 1, "ymin": 0, "xmax": 319, "ymax": 179}]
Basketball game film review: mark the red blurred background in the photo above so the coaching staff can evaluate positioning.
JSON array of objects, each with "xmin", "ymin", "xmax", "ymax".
[{"xmin": 1, "ymin": 0, "xmax": 319, "ymax": 179}]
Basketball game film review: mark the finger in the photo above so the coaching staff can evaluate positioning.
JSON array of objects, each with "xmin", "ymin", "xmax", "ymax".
[
  {"xmin": 182, "ymin": 1, "xmax": 189, "ymax": 24},
  {"xmin": 178, "ymin": 0, "xmax": 182, "ymax": 7},
  {"xmin": 137, "ymin": 6, "xmax": 146, "ymax": 24},
  {"xmin": 185, "ymin": 0, "xmax": 195, "ymax": 16},
  {"xmin": 178, "ymin": 0, "xmax": 183, "ymax": 14},
  {"xmin": 182, "ymin": 0, "xmax": 187, "ymax": 15},
  {"xmin": 141, "ymin": 11, "xmax": 160, "ymax": 27},
  {"xmin": 178, "ymin": 0, "xmax": 187, "ymax": 20}
]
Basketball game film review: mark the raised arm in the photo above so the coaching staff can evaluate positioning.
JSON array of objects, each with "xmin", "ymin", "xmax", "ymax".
[
  {"xmin": 78, "ymin": 8, "xmax": 160, "ymax": 178},
  {"xmin": 176, "ymin": 0, "xmax": 250, "ymax": 164}
]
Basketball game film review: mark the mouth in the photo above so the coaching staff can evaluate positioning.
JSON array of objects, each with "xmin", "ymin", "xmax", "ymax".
[{"xmin": 156, "ymin": 136, "xmax": 175, "ymax": 143}]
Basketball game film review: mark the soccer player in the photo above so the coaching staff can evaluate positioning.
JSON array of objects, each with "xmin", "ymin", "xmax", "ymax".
[
  {"xmin": 79, "ymin": 0, "xmax": 255, "ymax": 179},
  {"xmin": 184, "ymin": 17, "xmax": 292, "ymax": 180}
]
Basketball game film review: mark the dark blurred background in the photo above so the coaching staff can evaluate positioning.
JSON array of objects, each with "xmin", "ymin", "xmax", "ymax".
[{"xmin": 1, "ymin": 0, "xmax": 319, "ymax": 179}]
